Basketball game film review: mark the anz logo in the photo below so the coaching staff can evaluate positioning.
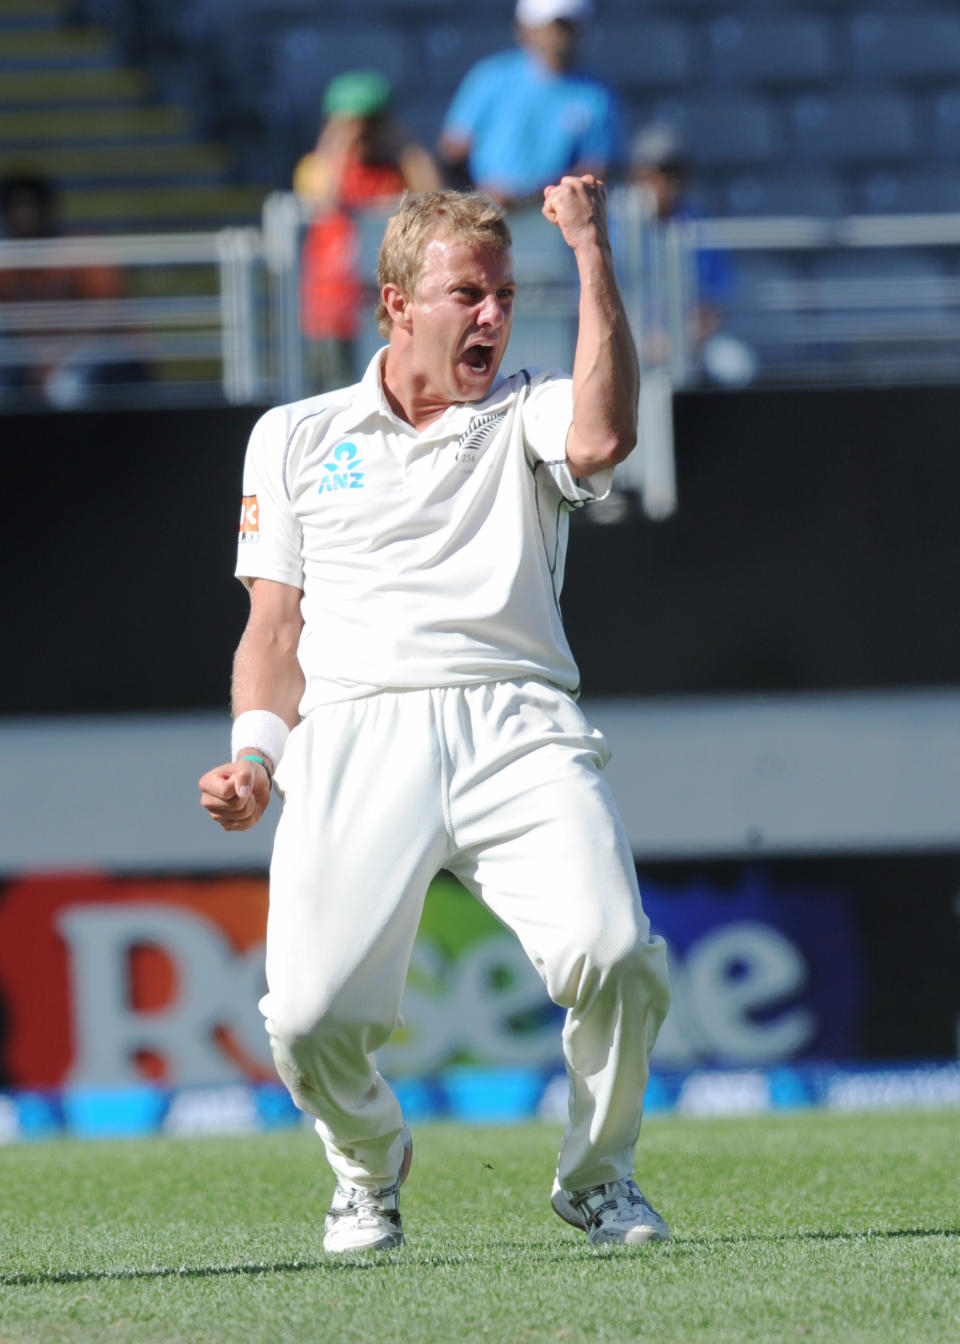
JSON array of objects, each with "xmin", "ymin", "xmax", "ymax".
[{"xmin": 319, "ymin": 442, "xmax": 365, "ymax": 493}]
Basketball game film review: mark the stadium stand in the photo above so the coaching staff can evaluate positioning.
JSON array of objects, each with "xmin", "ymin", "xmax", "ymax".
[
  {"xmin": 847, "ymin": 10, "xmax": 960, "ymax": 84},
  {"xmin": 46, "ymin": 1, "xmax": 960, "ymax": 224},
  {"xmin": 706, "ymin": 14, "xmax": 839, "ymax": 89},
  {"xmin": 2, "ymin": 0, "xmax": 959, "ymax": 401},
  {"xmin": 646, "ymin": 94, "xmax": 783, "ymax": 168},
  {"xmin": 0, "ymin": 0, "xmax": 268, "ymax": 232},
  {"xmin": 723, "ymin": 169, "xmax": 850, "ymax": 218},
  {"xmin": 856, "ymin": 168, "xmax": 960, "ymax": 216},
  {"xmin": 791, "ymin": 91, "xmax": 918, "ymax": 167},
  {"xmin": 580, "ymin": 18, "xmax": 699, "ymax": 94}
]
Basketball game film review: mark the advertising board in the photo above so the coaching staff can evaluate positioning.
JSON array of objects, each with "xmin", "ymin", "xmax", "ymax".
[{"xmin": 2, "ymin": 856, "xmax": 956, "ymax": 1092}]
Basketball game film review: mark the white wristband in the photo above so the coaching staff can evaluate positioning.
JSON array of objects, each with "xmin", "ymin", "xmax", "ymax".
[{"xmin": 231, "ymin": 710, "xmax": 290, "ymax": 770}]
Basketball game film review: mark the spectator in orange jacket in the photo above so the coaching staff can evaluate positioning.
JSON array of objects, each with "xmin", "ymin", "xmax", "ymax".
[{"xmin": 295, "ymin": 71, "xmax": 440, "ymax": 391}]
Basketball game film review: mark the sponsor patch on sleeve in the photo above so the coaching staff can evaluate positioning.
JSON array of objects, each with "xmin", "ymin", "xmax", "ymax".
[{"xmin": 238, "ymin": 495, "xmax": 259, "ymax": 542}]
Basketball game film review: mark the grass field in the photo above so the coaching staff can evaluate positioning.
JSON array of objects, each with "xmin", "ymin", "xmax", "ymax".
[{"xmin": 1, "ymin": 1109, "xmax": 958, "ymax": 1344}]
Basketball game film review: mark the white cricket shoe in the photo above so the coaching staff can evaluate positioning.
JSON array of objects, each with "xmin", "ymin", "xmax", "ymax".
[
  {"xmin": 323, "ymin": 1129, "xmax": 413, "ymax": 1254},
  {"xmin": 551, "ymin": 1177, "xmax": 669, "ymax": 1245}
]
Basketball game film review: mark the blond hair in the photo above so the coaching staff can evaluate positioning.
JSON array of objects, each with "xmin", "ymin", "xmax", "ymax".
[{"xmin": 375, "ymin": 190, "xmax": 512, "ymax": 336}]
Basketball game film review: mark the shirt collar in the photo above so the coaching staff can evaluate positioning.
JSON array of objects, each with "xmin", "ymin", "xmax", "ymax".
[{"xmin": 344, "ymin": 346, "xmax": 513, "ymax": 437}]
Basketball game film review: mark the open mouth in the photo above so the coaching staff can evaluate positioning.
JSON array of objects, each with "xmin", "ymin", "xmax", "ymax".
[{"xmin": 463, "ymin": 343, "xmax": 494, "ymax": 374}]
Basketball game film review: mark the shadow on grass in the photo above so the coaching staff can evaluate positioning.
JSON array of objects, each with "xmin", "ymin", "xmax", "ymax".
[
  {"xmin": 686, "ymin": 1227, "xmax": 960, "ymax": 1248},
  {"xmin": 0, "ymin": 1258, "xmax": 363, "ymax": 1288},
  {"xmin": 3, "ymin": 1227, "xmax": 959, "ymax": 1287}
]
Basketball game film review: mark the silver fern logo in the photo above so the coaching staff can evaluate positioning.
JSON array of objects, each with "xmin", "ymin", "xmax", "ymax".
[{"xmin": 455, "ymin": 407, "xmax": 507, "ymax": 472}]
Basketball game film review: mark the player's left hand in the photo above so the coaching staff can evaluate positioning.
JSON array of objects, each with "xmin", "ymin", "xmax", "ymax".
[{"xmin": 541, "ymin": 174, "xmax": 609, "ymax": 252}]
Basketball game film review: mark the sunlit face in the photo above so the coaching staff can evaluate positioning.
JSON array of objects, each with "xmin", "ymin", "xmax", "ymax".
[{"xmin": 404, "ymin": 235, "xmax": 516, "ymax": 405}]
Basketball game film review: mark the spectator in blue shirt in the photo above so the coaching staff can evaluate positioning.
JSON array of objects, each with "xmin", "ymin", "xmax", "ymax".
[{"xmin": 438, "ymin": 0, "xmax": 624, "ymax": 208}]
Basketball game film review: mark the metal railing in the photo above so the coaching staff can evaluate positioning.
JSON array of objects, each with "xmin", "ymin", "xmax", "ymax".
[
  {"xmin": 0, "ymin": 228, "xmax": 263, "ymax": 410},
  {"xmin": 3, "ymin": 192, "xmax": 960, "ymax": 414},
  {"xmin": 693, "ymin": 212, "xmax": 960, "ymax": 386}
]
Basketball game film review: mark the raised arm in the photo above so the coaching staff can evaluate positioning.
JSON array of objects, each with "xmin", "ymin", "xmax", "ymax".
[
  {"xmin": 198, "ymin": 577, "xmax": 304, "ymax": 831},
  {"xmin": 541, "ymin": 174, "xmax": 640, "ymax": 479}
]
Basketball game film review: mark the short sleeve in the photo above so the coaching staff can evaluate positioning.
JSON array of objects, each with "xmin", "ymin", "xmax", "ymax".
[
  {"xmin": 521, "ymin": 369, "xmax": 615, "ymax": 503},
  {"xmin": 234, "ymin": 408, "xmax": 304, "ymax": 591}
]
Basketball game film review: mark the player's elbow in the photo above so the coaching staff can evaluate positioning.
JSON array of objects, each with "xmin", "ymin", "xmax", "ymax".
[{"xmin": 567, "ymin": 425, "xmax": 637, "ymax": 476}]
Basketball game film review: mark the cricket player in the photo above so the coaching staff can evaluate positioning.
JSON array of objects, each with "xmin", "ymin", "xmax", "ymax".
[{"xmin": 199, "ymin": 177, "xmax": 671, "ymax": 1253}]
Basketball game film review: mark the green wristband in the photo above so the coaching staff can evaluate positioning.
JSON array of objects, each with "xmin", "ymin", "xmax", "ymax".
[{"xmin": 239, "ymin": 752, "xmax": 272, "ymax": 781}]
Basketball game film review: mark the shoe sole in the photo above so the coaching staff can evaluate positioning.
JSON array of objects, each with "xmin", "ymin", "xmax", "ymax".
[
  {"xmin": 325, "ymin": 1224, "xmax": 404, "ymax": 1253},
  {"xmin": 551, "ymin": 1186, "xmax": 586, "ymax": 1231}
]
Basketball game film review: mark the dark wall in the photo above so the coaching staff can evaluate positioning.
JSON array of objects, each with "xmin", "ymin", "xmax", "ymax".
[
  {"xmin": 566, "ymin": 382, "xmax": 960, "ymax": 696},
  {"xmin": 5, "ymin": 383, "xmax": 960, "ymax": 714},
  {"xmin": 8, "ymin": 405, "xmax": 258, "ymax": 714}
]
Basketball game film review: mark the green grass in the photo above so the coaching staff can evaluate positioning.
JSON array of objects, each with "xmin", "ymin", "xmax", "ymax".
[{"xmin": 1, "ymin": 1110, "xmax": 958, "ymax": 1343}]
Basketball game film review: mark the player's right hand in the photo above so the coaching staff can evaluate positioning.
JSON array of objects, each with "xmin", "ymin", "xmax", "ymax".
[
  {"xmin": 541, "ymin": 174, "xmax": 608, "ymax": 253},
  {"xmin": 198, "ymin": 759, "xmax": 270, "ymax": 831}
]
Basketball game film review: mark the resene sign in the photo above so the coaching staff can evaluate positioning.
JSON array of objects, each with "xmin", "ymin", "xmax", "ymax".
[{"xmin": 1, "ymin": 855, "xmax": 956, "ymax": 1090}]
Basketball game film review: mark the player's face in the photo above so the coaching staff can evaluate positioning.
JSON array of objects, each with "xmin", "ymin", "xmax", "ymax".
[{"xmin": 406, "ymin": 236, "xmax": 515, "ymax": 404}]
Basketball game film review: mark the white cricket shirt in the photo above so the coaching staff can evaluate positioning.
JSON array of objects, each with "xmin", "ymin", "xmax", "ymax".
[{"xmin": 235, "ymin": 348, "xmax": 612, "ymax": 712}]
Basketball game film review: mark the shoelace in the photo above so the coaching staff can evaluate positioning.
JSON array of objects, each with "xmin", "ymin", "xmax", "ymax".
[
  {"xmin": 571, "ymin": 1179, "xmax": 650, "ymax": 1229},
  {"xmin": 328, "ymin": 1179, "xmax": 402, "ymax": 1226}
]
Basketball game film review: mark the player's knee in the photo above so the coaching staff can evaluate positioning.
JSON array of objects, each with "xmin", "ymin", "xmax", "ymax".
[
  {"xmin": 545, "ymin": 910, "xmax": 650, "ymax": 1005},
  {"xmin": 266, "ymin": 997, "xmax": 396, "ymax": 1071},
  {"xmin": 265, "ymin": 1005, "xmax": 388, "ymax": 1115}
]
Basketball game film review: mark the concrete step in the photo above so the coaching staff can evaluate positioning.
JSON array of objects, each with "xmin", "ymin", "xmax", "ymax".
[
  {"xmin": 0, "ymin": 25, "xmax": 116, "ymax": 69},
  {"xmin": 60, "ymin": 183, "xmax": 270, "ymax": 231},
  {"xmin": 0, "ymin": 4, "xmax": 267, "ymax": 233},
  {"xmin": 0, "ymin": 142, "xmax": 230, "ymax": 184},
  {"xmin": 0, "ymin": 67, "xmax": 150, "ymax": 104},
  {"xmin": 0, "ymin": 105, "xmax": 193, "ymax": 143},
  {"xmin": 0, "ymin": 0, "xmax": 62, "ymax": 26}
]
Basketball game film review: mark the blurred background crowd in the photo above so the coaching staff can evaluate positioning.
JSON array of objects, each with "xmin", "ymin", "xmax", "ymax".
[{"xmin": 4, "ymin": 0, "xmax": 960, "ymax": 420}]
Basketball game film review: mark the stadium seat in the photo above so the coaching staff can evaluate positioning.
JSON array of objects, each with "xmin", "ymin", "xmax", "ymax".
[
  {"xmin": 263, "ymin": 22, "xmax": 416, "ymax": 138},
  {"xmin": 581, "ymin": 19, "xmax": 699, "ymax": 92},
  {"xmin": 790, "ymin": 91, "xmax": 917, "ymax": 164},
  {"xmin": 397, "ymin": 93, "xmax": 452, "ymax": 151},
  {"xmin": 723, "ymin": 170, "xmax": 850, "ymax": 218},
  {"xmin": 201, "ymin": 28, "xmax": 272, "ymax": 116},
  {"xmin": 417, "ymin": 20, "xmax": 516, "ymax": 98},
  {"xmin": 708, "ymin": 14, "xmax": 839, "ymax": 88},
  {"xmin": 857, "ymin": 169, "xmax": 960, "ymax": 215},
  {"xmin": 929, "ymin": 87, "xmax": 960, "ymax": 159},
  {"xmin": 848, "ymin": 11, "xmax": 960, "ymax": 84},
  {"xmin": 159, "ymin": 0, "xmax": 319, "ymax": 44},
  {"xmin": 652, "ymin": 95, "xmax": 782, "ymax": 167}
]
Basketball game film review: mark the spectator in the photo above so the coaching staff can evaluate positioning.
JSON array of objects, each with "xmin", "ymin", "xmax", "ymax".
[
  {"xmin": 609, "ymin": 124, "xmax": 756, "ymax": 520},
  {"xmin": 438, "ymin": 0, "xmax": 624, "ymax": 208},
  {"xmin": 0, "ymin": 172, "xmax": 148, "ymax": 408},
  {"xmin": 628, "ymin": 123, "xmax": 755, "ymax": 388},
  {"xmin": 295, "ymin": 70, "xmax": 441, "ymax": 391}
]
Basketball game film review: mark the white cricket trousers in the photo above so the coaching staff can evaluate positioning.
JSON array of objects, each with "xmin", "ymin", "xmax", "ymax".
[{"xmin": 263, "ymin": 679, "xmax": 670, "ymax": 1194}]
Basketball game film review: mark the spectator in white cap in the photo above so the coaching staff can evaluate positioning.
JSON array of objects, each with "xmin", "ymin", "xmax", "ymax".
[{"xmin": 438, "ymin": 0, "xmax": 624, "ymax": 207}]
